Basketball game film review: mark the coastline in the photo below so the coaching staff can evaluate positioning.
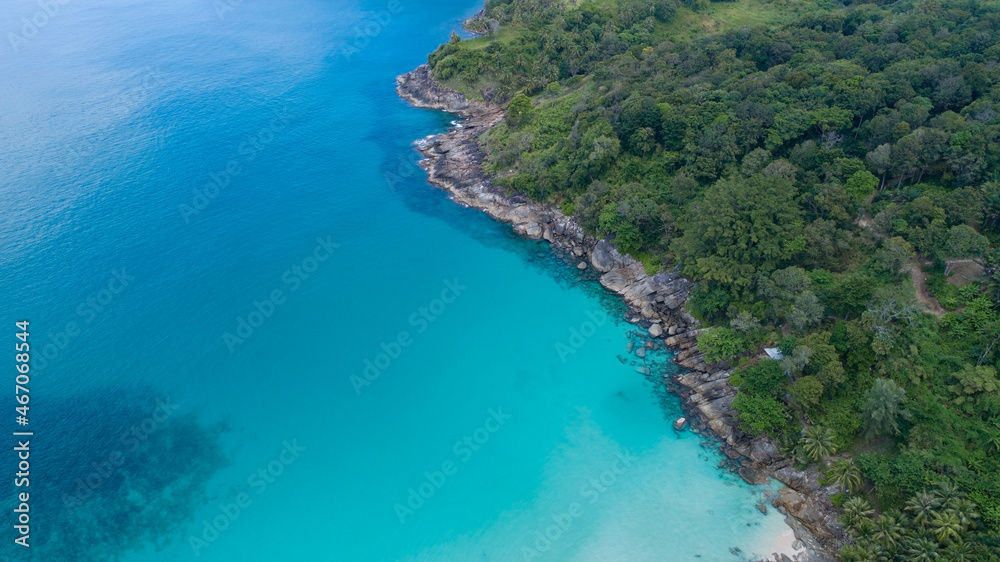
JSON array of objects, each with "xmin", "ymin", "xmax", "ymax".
[{"xmin": 396, "ymin": 64, "xmax": 843, "ymax": 561}]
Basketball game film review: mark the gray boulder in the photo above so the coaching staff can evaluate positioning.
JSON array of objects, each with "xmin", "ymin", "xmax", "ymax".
[
  {"xmin": 590, "ymin": 239, "xmax": 618, "ymax": 272},
  {"xmin": 749, "ymin": 438, "xmax": 779, "ymax": 464}
]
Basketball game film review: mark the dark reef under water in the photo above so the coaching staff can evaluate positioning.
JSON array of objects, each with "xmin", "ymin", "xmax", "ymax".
[{"xmin": 2, "ymin": 389, "xmax": 228, "ymax": 561}]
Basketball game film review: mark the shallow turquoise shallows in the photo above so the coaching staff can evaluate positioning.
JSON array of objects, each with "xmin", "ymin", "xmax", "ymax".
[{"xmin": 0, "ymin": 1, "xmax": 790, "ymax": 560}]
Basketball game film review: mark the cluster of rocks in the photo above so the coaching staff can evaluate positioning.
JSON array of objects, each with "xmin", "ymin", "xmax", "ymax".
[
  {"xmin": 620, "ymin": 328, "xmax": 671, "ymax": 379},
  {"xmin": 396, "ymin": 64, "xmax": 843, "ymax": 562},
  {"xmin": 398, "ymin": 66, "xmax": 698, "ymax": 335},
  {"xmin": 666, "ymin": 325, "xmax": 844, "ymax": 559}
]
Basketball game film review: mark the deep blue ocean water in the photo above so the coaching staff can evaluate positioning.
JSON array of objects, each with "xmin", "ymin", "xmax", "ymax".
[{"xmin": 0, "ymin": 1, "xmax": 794, "ymax": 560}]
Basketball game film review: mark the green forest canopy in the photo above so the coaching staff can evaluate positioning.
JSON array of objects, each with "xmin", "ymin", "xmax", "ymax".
[{"xmin": 429, "ymin": 0, "xmax": 1000, "ymax": 557}]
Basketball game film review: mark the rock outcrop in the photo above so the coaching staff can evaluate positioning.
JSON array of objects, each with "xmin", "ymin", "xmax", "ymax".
[
  {"xmin": 667, "ymin": 330, "xmax": 847, "ymax": 558},
  {"xmin": 397, "ymin": 65, "xmax": 695, "ymax": 335},
  {"xmin": 590, "ymin": 239, "xmax": 620, "ymax": 272}
]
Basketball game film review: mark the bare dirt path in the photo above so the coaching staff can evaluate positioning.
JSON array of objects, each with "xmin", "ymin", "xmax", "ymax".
[{"xmin": 909, "ymin": 263, "xmax": 946, "ymax": 317}]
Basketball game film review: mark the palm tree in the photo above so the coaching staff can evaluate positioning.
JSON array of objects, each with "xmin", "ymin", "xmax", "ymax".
[
  {"xmin": 826, "ymin": 458, "xmax": 864, "ymax": 493},
  {"xmin": 800, "ymin": 425, "xmax": 837, "ymax": 462},
  {"xmin": 862, "ymin": 378, "xmax": 910, "ymax": 438},
  {"xmin": 841, "ymin": 496, "xmax": 875, "ymax": 531},
  {"xmin": 986, "ymin": 421, "xmax": 1000, "ymax": 455},
  {"xmin": 942, "ymin": 539, "xmax": 975, "ymax": 561},
  {"xmin": 986, "ymin": 430, "xmax": 1000, "ymax": 456},
  {"xmin": 933, "ymin": 481, "xmax": 963, "ymax": 506},
  {"xmin": 871, "ymin": 545, "xmax": 894, "ymax": 562},
  {"xmin": 875, "ymin": 546, "xmax": 896, "ymax": 562},
  {"xmin": 931, "ymin": 511, "xmax": 963, "ymax": 544},
  {"xmin": 946, "ymin": 498, "xmax": 980, "ymax": 532},
  {"xmin": 837, "ymin": 545, "xmax": 870, "ymax": 562},
  {"xmin": 854, "ymin": 517, "xmax": 877, "ymax": 543},
  {"xmin": 905, "ymin": 534, "xmax": 941, "ymax": 561},
  {"xmin": 872, "ymin": 511, "xmax": 905, "ymax": 549},
  {"xmin": 906, "ymin": 491, "xmax": 942, "ymax": 527}
]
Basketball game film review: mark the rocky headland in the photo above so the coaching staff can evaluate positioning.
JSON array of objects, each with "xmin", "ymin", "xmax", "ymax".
[{"xmin": 397, "ymin": 63, "xmax": 844, "ymax": 561}]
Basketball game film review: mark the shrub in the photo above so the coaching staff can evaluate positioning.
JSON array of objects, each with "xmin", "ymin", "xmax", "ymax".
[
  {"xmin": 733, "ymin": 393, "xmax": 787, "ymax": 437},
  {"xmin": 697, "ymin": 327, "xmax": 751, "ymax": 363},
  {"xmin": 737, "ymin": 359, "xmax": 787, "ymax": 399}
]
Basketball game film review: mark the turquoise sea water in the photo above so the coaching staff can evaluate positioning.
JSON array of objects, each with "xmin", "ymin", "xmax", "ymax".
[{"xmin": 0, "ymin": 1, "xmax": 793, "ymax": 560}]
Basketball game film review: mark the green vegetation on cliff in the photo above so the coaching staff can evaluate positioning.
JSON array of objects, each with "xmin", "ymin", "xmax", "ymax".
[{"xmin": 428, "ymin": 0, "xmax": 1000, "ymax": 557}]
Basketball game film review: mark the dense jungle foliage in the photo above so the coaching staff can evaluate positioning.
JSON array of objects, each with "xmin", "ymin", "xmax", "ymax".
[{"xmin": 427, "ymin": 0, "xmax": 1000, "ymax": 558}]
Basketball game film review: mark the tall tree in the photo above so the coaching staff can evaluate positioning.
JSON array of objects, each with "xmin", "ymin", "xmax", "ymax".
[
  {"xmin": 674, "ymin": 174, "xmax": 804, "ymax": 296},
  {"xmin": 866, "ymin": 143, "xmax": 893, "ymax": 190},
  {"xmin": 826, "ymin": 458, "xmax": 864, "ymax": 494},
  {"xmin": 872, "ymin": 511, "xmax": 905, "ymax": 549},
  {"xmin": 800, "ymin": 425, "xmax": 838, "ymax": 461},
  {"xmin": 906, "ymin": 491, "xmax": 942, "ymax": 527},
  {"xmin": 862, "ymin": 378, "xmax": 911, "ymax": 438},
  {"xmin": 841, "ymin": 496, "xmax": 875, "ymax": 531}
]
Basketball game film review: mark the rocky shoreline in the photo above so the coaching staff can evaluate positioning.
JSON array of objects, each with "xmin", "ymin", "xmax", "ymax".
[{"xmin": 397, "ymin": 64, "xmax": 843, "ymax": 561}]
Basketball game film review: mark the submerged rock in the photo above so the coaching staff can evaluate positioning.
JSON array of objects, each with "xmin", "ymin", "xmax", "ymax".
[{"xmin": 738, "ymin": 465, "xmax": 771, "ymax": 485}]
